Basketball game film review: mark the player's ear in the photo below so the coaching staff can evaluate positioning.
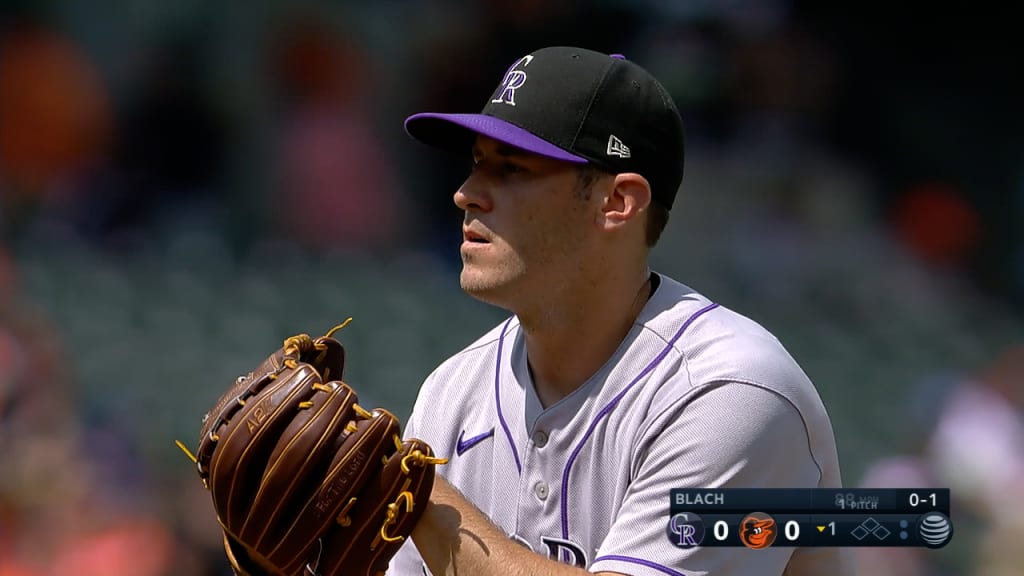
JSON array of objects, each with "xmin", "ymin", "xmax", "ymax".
[{"xmin": 598, "ymin": 173, "xmax": 651, "ymax": 232}]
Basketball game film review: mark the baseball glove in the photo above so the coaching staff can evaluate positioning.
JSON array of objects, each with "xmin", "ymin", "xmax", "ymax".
[{"xmin": 177, "ymin": 321, "xmax": 446, "ymax": 576}]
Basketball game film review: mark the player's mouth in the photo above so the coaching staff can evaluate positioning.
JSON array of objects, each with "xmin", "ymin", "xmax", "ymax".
[{"xmin": 463, "ymin": 228, "xmax": 491, "ymax": 245}]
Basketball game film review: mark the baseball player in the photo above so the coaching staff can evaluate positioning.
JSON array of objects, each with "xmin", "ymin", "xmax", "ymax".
[{"xmin": 390, "ymin": 47, "xmax": 853, "ymax": 576}]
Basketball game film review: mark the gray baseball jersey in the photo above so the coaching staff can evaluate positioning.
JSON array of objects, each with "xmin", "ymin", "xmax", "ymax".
[{"xmin": 387, "ymin": 273, "xmax": 854, "ymax": 575}]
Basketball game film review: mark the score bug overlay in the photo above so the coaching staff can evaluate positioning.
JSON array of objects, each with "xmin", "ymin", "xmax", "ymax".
[{"xmin": 666, "ymin": 489, "xmax": 952, "ymax": 548}]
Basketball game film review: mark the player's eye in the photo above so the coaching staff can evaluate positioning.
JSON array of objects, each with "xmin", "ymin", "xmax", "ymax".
[
  {"xmin": 466, "ymin": 156, "xmax": 528, "ymax": 179},
  {"xmin": 500, "ymin": 162, "xmax": 527, "ymax": 175}
]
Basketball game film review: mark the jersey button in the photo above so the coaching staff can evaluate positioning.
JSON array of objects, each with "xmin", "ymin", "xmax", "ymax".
[
  {"xmin": 533, "ymin": 430, "xmax": 548, "ymax": 448},
  {"xmin": 534, "ymin": 481, "xmax": 549, "ymax": 501}
]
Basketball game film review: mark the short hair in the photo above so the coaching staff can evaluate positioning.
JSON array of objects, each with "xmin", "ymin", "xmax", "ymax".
[
  {"xmin": 644, "ymin": 201, "xmax": 670, "ymax": 247},
  {"xmin": 575, "ymin": 165, "xmax": 671, "ymax": 248},
  {"xmin": 573, "ymin": 164, "xmax": 603, "ymax": 200}
]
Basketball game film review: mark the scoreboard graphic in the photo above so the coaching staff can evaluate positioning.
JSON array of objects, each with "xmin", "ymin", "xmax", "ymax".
[{"xmin": 666, "ymin": 489, "xmax": 951, "ymax": 549}]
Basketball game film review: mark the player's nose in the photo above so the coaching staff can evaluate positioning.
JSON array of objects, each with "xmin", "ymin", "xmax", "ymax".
[{"xmin": 454, "ymin": 175, "xmax": 493, "ymax": 213}]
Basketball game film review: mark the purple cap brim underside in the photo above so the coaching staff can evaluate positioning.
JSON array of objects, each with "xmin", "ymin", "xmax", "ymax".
[{"xmin": 405, "ymin": 113, "xmax": 588, "ymax": 164}]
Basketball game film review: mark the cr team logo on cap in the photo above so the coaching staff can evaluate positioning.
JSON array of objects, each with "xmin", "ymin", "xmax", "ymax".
[{"xmin": 491, "ymin": 54, "xmax": 534, "ymax": 106}]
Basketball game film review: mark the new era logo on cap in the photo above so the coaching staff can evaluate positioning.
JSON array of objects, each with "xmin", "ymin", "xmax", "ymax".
[{"xmin": 607, "ymin": 135, "xmax": 630, "ymax": 158}]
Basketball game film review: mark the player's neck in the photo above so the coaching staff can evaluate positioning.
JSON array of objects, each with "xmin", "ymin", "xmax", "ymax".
[{"xmin": 519, "ymin": 267, "xmax": 653, "ymax": 408}]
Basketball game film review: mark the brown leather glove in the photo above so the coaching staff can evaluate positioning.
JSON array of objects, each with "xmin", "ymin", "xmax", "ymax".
[{"xmin": 179, "ymin": 323, "xmax": 445, "ymax": 576}]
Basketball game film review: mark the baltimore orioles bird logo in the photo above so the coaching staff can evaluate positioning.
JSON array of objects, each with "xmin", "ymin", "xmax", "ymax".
[{"xmin": 739, "ymin": 512, "xmax": 777, "ymax": 549}]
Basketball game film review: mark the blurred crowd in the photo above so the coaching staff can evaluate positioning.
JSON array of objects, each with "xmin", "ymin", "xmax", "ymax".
[{"xmin": 0, "ymin": 1, "xmax": 1022, "ymax": 575}]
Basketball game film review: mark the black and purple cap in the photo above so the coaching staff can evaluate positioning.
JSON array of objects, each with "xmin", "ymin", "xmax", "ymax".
[{"xmin": 404, "ymin": 46, "xmax": 686, "ymax": 210}]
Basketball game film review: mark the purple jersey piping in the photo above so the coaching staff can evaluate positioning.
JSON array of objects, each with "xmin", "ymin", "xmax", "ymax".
[
  {"xmin": 560, "ymin": 302, "xmax": 720, "ymax": 542},
  {"xmin": 495, "ymin": 317, "xmax": 522, "ymax": 474},
  {"xmin": 593, "ymin": 555, "xmax": 689, "ymax": 576}
]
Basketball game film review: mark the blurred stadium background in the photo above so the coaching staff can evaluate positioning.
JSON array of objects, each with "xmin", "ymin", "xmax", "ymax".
[{"xmin": 1, "ymin": 1, "xmax": 1022, "ymax": 575}]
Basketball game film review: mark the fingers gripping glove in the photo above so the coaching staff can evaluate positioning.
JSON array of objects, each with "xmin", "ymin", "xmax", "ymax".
[{"xmin": 178, "ymin": 323, "xmax": 446, "ymax": 576}]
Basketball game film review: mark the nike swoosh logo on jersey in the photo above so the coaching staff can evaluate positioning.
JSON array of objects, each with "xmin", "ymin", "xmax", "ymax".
[{"xmin": 456, "ymin": 428, "xmax": 495, "ymax": 456}]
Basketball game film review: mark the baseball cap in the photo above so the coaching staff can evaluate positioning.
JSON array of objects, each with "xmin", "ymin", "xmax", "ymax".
[{"xmin": 404, "ymin": 46, "xmax": 686, "ymax": 210}]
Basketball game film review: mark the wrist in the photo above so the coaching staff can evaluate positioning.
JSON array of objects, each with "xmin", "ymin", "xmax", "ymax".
[{"xmin": 411, "ymin": 478, "xmax": 521, "ymax": 575}]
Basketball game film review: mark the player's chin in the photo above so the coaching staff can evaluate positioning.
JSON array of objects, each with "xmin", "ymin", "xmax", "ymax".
[
  {"xmin": 459, "ymin": 266, "xmax": 514, "ymax": 303},
  {"xmin": 459, "ymin": 267, "xmax": 497, "ymax": 295}
]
